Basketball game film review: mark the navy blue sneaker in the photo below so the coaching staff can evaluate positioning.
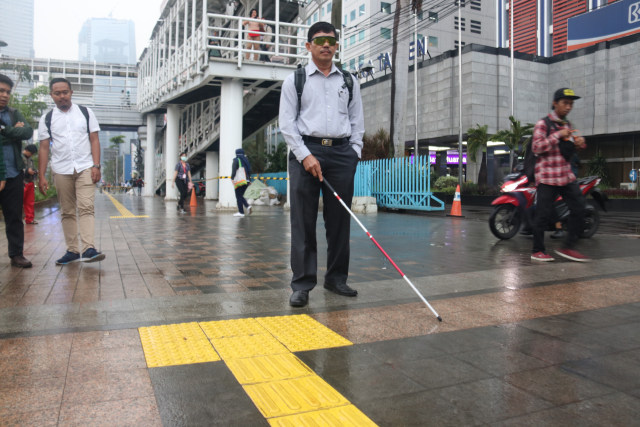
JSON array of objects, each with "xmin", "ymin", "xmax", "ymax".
[
  {"xmin": 82, "ymin": 248, "xmax": 106, "ymax": 263},
  {"xmin": 56, "ymin": 251, "xmax": 81, "ymax": 265}
]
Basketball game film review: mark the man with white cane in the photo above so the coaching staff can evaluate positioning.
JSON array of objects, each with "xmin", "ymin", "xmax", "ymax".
[{"xmin": 279, "ymin": 21, "xmax": 364, "ymax": 307}]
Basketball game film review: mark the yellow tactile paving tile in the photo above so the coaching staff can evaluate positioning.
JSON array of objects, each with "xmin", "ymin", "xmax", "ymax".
[
  {"xmin": 211, "ymin": 333, "xmax": 290, "ymax": 360},
  {"xmin": 268, "ymin": 405, "xmax": 378, "ymax": 426},
  {"xmin": 200, "ymin": 318, "xmax": 267, "ymax": 339},
  {"xmin": 139, "ymin": 322, "xmax": 207, "ymax": 343},
  {"xmin": 243, "ymin": 376, "xmax": 350, "ymax": 418},
  {"xmin": 139, "ymin": 323, "xmax": 220, "ymax": 367},
  {"xmin": 225, "ymin": 353, "xmax": 315, "ymax": 385},
  {"xmin": 257, "ymin": 314, "xmax": 352, "ymax": 352}
]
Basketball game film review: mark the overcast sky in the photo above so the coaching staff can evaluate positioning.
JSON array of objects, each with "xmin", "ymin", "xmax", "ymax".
[{"xmin": 34, "ymin": 0, "xmax": 164, "ymax": 61}]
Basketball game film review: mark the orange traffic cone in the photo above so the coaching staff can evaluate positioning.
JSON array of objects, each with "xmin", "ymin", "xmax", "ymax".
[
  {"xmin": 447, "ymin": 185, "xmax": 464, "ymax": 217},
  {"xmin": 189, "ymin": 187, "xmax": 197, "ymax": 207}
]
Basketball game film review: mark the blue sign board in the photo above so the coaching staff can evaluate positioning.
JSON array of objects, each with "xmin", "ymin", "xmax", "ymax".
[
  {"xmin": 567, "ymin": 0, "xmax": 640, "ymax": 51},
  {"xmin": 630, "ymin": 169, "xmax": 637, "ymax": 183}
]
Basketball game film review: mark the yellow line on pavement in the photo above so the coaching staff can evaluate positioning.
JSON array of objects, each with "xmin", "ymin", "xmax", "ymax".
[{"xmin": 105, "ymin": 193, "xmax": 149, "ymax": 219}]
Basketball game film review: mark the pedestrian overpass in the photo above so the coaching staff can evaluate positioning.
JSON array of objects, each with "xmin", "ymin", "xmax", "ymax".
[{"xmin": 136, "ymin": 0, "xmax": 330, "ymax": 208}]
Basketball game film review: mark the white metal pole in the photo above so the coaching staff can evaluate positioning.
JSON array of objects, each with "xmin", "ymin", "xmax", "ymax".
[
  {"xmin": 414, "ymin": 12, "xmax": 418, "ymax": 158},
  {"xmin": 458, "ymin": 1, "xmax": 463, "ymax": 187},
  {"xmin": 510, "ymin": 0, "xmax": 514, "ymax": 117}
]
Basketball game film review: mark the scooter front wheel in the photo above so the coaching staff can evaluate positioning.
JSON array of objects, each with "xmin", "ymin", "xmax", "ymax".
[{"xmin": 489, "ymin": 204, "xmax": 522, "ymax": 240}]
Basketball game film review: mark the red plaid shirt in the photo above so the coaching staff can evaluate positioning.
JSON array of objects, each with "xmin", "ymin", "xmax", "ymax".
[{"xmin": 532, "ymin": 111, "xmax": 575, "ymax": 186}]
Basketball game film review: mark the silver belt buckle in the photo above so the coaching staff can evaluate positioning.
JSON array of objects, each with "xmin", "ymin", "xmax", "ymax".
[{"xmin": 321, "ymin": 138, "xmax": 332, "ymax": 146}]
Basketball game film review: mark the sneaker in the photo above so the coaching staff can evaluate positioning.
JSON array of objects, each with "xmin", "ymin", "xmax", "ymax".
[
  {"xmin": 555, "ymin": 248, "xmax": 591, "ymax": 262},
  {"xmin": 531, "ymin": 251, "xmax": 554, "ymax": 262},
  {"xmin": 233, "ymin": 212, "xmax": 245, "ymax": 217},
  {"xmin": 180, "ymin": 209, "xmax": 186, "ymax": 214},
  {"xmin": 56, "ymin": 251, "xmax": 81, "ymax": 265},
  {"xmin": 81, "ymin": 248, "xmax": 106, "ymax": 263},
  {"xmin": 26, "ymin": 220, "xmax": 38, "ymax": 224},
  {"xmin": 550, "ymin": 230, "xmax": 564, "ymax": 239},
  {"xmin": 247, "ymin": 205, "xmax": 252, "ymax": 215}
]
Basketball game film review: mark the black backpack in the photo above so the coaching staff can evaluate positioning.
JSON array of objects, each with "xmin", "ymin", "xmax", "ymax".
[
  {"xmin": 44, "ymin": 105, "xmax": 91, "ymax": 141},
  {"xmin": 524, "ymin": 116, "xmax": 573, "ymax": 183},
  {"xmin": 294, "ymin": 65, "xmax": 353, "ymax": 118}
]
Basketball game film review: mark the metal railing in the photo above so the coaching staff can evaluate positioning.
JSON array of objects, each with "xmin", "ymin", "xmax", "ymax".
[
  {"xmin": 137, "ymin": 7, "xmax": 312, "ymax": 110},
  {"xmin": 355, "ymin": 156, "xmax": 445, "ymax": 211}
]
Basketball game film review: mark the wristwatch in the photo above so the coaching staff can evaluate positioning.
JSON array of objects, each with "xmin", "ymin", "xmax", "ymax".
[{"xmin": 92, "ymin": 164, "xmax": 101, "ymax": 169}]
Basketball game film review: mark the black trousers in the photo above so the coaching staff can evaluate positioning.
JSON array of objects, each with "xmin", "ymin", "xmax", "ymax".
[
  {"xmin": 0, "ymin": 172, "xmax": 25, "ymax": 258},
  {"xmin": 235, "ymin": 185, "xmax": 249, "ymax": 213},
  {"xmin": 175, "ymin": 179, "xmax": 188, "ymax": 209},
  {"xmin": 288, "ymin": 143, "xmax": 359, "ymax": 291},
  {"xmin": 533, "ymin": 182, "xmax": 585, "ymax": 253}
]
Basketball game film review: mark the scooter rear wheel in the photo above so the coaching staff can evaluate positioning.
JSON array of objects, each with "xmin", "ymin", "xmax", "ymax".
[
  {"xmin": 489, "ymin": 204, "xmax": 521, "ymax": 240},
  {"xmin": 579, "ymin": 204, "xmax": 600, "ymax": 238}
]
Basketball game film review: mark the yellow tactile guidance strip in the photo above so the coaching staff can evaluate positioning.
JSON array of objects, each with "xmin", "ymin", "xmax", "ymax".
[
  {"xmin": 138, "ymin": 315, "xmax": 378, "ymax": 425},
  {"xmin": 105, "ymin": 192, "xmax": 149, "ymax": 218}
]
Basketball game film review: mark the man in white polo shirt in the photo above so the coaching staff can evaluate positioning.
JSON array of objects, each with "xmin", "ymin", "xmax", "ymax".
[{"xmin": 37, "ymin": 78, "xmax": 106, "ymax": 265}]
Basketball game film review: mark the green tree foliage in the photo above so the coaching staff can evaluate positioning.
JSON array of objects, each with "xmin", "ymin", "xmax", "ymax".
[
  {"xmin": 110, "ymin": 135, "xmax": 126, "ymax": 148},
  {"xmin": 10, "ymin": 85, "xmax": 49, "ymax": 129},
  {"xmin": 587, "ymin": 155, "xmax": 610, "ymax": 187},
  {"xmin": 361, "ymin": 128, "xmax": 394, "ymax": 160},
  {"xmin": 265, "ymin": 142, "xmax": 288, "ymax": 172},
  {"xmin": 466, "ymin": 124, "xmax": 489, "ymax": 188},
  {"xmin": 491, "ymin": 116, "xmax": 534, "ymax": 169}
]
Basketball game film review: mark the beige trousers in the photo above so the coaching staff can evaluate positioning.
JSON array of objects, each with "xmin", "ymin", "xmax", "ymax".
[{"xmin": 53, "ymin": 169, "xmax": 96, "ymax": 254}]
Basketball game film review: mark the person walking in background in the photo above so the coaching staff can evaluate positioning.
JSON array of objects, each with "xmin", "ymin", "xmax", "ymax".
[
  {"xmin": 23, "ymin": 144, "xmax": 38, "ymax": 224},
  {"xmin": 38, "ymin": 77, "xmax": 106, "ymax": 265},
  {"xmin": 279, "ymin": 22, "xmax": 365, "ymax": 307},
  {"xmin": 0, "ymin": 73, "xmax": 33, "ymax": 268},
  {"xmin": 172, "ymin": 152, "xmax": 192, "ymax": 213},
  {"xmin": 530, "ymin": 88, "xmax": 589, "ymax": 262},
  {"xmin": 231, "ymin": 148, "xmax": 251, "ymax": 217}
]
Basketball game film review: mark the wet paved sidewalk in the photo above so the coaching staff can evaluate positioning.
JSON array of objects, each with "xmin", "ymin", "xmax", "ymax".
[{"xmin": 0, "ymin": 193, "xmax": 639, "ymax": 425}]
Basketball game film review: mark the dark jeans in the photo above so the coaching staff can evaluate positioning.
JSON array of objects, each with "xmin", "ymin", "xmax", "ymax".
[
  {"xmin": 0, "ymin": 172, "xmax": 25, "ymax": 258},
  {"xmin": 234, "ymin": 185, "xmax": 249, "ymax": 213},
  {"xmin": 533, "ymin": 182, "xmax": 585, "ymax": 253},
  {"xmin": 176, "ymin": 179, "xmax": 188, "ymax": 209},
  {"xmin": 288, "ymin": 143, "xmax": 359, "ymax": 292}
]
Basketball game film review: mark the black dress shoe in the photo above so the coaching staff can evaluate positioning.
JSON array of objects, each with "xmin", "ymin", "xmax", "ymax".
[
  {"xmin": 324, "ymin": 283, "xmax": 358, "ymax": 297},
  {"xmin": 10, "ymin": 255, "xmax": 32, "ymax": 268},
  {"xmin": 289, "ymin": 290, "xmax": 309, "ymax": 307}
]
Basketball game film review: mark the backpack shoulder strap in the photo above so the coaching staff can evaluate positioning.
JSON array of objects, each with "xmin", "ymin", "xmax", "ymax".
[
  {"xmin": 6, "ymin": 107, "xmax": 16, "ymax": 125},
  {"xmin": 294, "ymin": 65, "xmax": 306, "ymax": 118},
  {"xmin": 341, "ymin": 69, "xmax": 353, "ymax": 105},
  {"xmin": 45, "ymin": 110, "xmax": 54, "ymax": 140},
  {"xmin": 78, "ymin": 105, "xmax": 91, "ymax": 136}
]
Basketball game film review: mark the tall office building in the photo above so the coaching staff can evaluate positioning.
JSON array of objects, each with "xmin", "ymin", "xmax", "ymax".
[
  {"xmin": 78, "ymin": 18, "xmax": 136, "ymax": 64},
  {"xmin": 300, "ymin": 0, "xmax": 496, "ymax": 72},
  {"xmin": 497, "ymin": 0, "xmax": 623, "ymax": 57},
  {"xmin": 0, "ymin": 0, "xmax": 35, "ymax": 57}
]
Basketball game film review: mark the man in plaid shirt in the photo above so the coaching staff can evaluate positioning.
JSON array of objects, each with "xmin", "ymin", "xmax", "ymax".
[{"xmin": 531, "ymin": 88, "xmax": 590, "ymax": 262}]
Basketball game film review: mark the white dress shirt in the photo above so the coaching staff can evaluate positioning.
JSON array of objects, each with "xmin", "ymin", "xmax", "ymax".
[
  {"xmin": 279, "ymin": 62, "xmax": 365, "ymax": 162},
  {"xmin": 38, "ymin": 103, "xmax": 101, "ymax": 175}
]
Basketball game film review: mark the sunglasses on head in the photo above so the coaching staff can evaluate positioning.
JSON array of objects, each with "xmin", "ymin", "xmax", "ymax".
[{"xmin": 311, "ymin": 36, "xmax": 337, "ymax": 46}]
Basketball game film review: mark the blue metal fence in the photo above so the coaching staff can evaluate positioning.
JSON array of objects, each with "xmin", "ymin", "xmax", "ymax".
[
  {"xmin": 259, "ymin": 155, "xmax": 444, "ymax": 211},
  {"xmin": 354, "ymin": 155, "xmax": 445, "ymax": 211}
]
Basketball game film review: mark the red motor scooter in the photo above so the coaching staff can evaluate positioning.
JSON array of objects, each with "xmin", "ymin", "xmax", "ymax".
[{"xmin": 488, "ymin": 168, "xmax": 607, "ymax": 240}]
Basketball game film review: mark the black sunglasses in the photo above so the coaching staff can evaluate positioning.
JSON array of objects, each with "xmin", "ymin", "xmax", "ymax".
[{"xmin": 311, "ymin": 36, "xmax": 337, "ymax": 46}]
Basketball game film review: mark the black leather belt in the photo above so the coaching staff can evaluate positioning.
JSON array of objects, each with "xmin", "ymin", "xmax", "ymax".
[{"xmin": 302, "ymin": 136, "xmax": 350, "ymax": 146}]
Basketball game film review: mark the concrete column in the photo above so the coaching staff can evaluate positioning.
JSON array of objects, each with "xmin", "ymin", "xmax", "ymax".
[
  {"xmin": 165, "ymin": 104, "xmax": 180, "ymax": 201},
  {"xmin": 144, "ymin": 114, "xmax": 156, "ymax": 196},
  {"xmin": 206, "ymin": 151, "xmax": 219, "ymax": 200},
  {"xmin": 217, "ymin": 78, "xmax": 243, "ymax": 209}
]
